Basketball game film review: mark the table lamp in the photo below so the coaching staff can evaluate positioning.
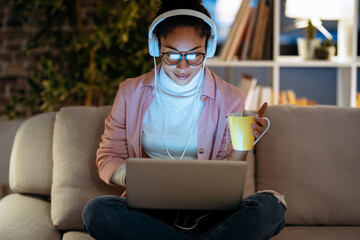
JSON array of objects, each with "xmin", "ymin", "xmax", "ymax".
[{"xmin": 285, "ymin": 0, "xmax": 354, "ymax": 60}]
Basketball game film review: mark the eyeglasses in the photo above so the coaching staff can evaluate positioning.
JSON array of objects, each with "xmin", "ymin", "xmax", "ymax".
[{"xmin": 160, "ymin": 52, "xmax": 206, "ymax": 66}]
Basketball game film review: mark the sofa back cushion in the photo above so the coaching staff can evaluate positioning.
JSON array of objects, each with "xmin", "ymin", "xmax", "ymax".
[
  {"xmin": 51, "ymin": 106, "xmax": 124, "ymax": 230},
  {"xmin": 9, "ymin": 112, "xmax": 56, "ymax": 196},
  {"xmin": 243, "ymin": 149, "xmax": 255, "ymax": 198},
  {"xmin": 256, "ymin": 105, "xmax": 360, "ymax": 225}
]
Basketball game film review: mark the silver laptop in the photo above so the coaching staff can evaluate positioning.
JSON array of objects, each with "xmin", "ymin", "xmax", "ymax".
[{"xmin": 126, "ymin": 158, "xmax": 247, "ymax": 211}]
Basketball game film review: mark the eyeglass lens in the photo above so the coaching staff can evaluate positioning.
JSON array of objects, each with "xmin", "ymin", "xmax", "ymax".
[{"xmin": 162, "ymin": 53, "xmax": 204, "ymax": 66}]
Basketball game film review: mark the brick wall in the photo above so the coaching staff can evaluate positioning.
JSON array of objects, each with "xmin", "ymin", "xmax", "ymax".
[
  {"xmin": 0, "ymin": 0, "xmax": 97, "ymax": 117},
  {"xmin": 0, "ymin": 0, "xmax": 32, "ymax": 116}
]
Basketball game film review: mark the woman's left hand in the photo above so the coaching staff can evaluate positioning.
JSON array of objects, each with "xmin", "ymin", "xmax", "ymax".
[{"xmin": 252, "ymin": 102, "xmax": 268, "ymax": 139}]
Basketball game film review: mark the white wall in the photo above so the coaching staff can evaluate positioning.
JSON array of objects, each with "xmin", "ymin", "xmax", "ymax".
[{"xmin": 0, "ymin": 118, "xmax": 24, "ymax": 198}]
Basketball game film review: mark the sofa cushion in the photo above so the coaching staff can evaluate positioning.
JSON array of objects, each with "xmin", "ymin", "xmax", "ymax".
[
  {"xmin": 9, "ymin": 112, "xmax": 56, "ymax": 196},
  {"xmin": 243, "ymin": 149, "xmax": 255, "ymax": 197},
  {"xmin": 0, "ymin": 193, "xmax": 61, "ymax": 240},
  {"xmin": 62, "ymin": 231, "xmax": 94, "ymax": 240},
  {"xmin": 51, "ymin": 106, "xmax": 124, "ymax": 230},
  {"xmin": 0, "ymin": 118, "xmax": 23, "ymax": 197},
  {"xmin": 256, "ymin": 105, "xmax": 360, "ymax": 225},
  {"xmin": 273, "ymin": 226, "xmax": 360, "ymax": 240}
]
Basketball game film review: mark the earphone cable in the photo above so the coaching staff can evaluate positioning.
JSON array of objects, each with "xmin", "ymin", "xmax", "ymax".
[
  {"xmin": 154, "ymin": 57, "xmax": 206, "ymax": 160},
  {"xmin": 178, "ymin": 60, "xmax": 206, "ymax": 159},
  {"xmin": 153, "ymin": 57, "xmax": 175, "ymax": 159},
  {"xmin": 174, "ymin": 210, "xmax": 212, "ymax": 230}
]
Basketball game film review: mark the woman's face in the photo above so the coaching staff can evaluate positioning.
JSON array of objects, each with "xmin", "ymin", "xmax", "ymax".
[{"xmin": 160, "ymin": 27, "xmax": 207, "ymax": 86}]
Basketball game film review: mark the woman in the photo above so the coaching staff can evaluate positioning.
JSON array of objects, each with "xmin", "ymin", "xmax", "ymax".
[{"xmin": 82, "ymin": 0, "xmax": 286, "ymax": 239}]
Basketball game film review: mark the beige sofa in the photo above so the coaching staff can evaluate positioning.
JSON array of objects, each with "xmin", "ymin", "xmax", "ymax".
[{"xmin": 0, "ymin": 105, "xmax": 359, "ymax": 239}]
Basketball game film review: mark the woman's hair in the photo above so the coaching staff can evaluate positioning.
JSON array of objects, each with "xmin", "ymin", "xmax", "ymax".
[{"xmin": 154, "ymin": 0, "xmax": 212, "ymax": 49}]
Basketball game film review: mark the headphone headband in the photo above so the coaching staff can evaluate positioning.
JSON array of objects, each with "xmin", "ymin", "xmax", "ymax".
[{"xmin": 148, "ymin": 9, "xmax": 217, "ymax": 58}]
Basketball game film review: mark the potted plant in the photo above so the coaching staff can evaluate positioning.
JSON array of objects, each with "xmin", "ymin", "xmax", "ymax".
[
  {"xmin": 297, "ymin": 19, "xmax": 321, "ymax": 60},
  {"xmin": 314, "ymin": 39, "xmax": 336, "ymax": 60}
]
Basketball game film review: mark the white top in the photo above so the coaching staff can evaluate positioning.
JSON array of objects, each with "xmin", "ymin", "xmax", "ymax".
[
  {"xmin": 142, "ymin": 66, "xmax": 205, "ymax": 159},
  {"xmin": 112, "ymin": 66, "xmax": 205, "ymax": 186}
]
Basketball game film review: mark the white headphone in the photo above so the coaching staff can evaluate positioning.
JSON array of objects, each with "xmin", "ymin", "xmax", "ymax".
[{"xmin": 148, "ymin": 9, "xmax": 218, "ymax": 58}]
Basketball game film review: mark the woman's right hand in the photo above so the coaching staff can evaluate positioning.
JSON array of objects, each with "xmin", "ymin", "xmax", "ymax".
[{"xmin": 121, "ymin": 191, "xmax": 127, "ymax": 198}]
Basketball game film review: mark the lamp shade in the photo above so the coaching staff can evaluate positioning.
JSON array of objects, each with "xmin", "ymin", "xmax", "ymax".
[{"xmin": 285, "ymin": 0, "xmax": 352, "ymax": 20}]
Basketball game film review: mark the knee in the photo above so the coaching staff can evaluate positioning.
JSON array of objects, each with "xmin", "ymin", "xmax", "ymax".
[
  {"xmin": 258, "ymin": 190, "xmax": 287, "ymax": 208},
  {"xmin": 82, "ymin": 196, "xmax": 102, "ymax": 230},
  {"xmin": 260, "ymin": 192, "xmax": 286, "ymax": 224},
  {"xmin": 238, "ymin": 192, "xmax": 286, "ymax": 238},
  {"xmin": 243, "ymin": 192, "xmax": 286, "ymax": 223},
  {"xmin": 82, "ymin": 195, "xmax": 126, "ymax": 231}
]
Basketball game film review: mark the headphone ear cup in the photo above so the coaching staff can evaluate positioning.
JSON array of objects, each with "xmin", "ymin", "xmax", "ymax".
[
  {"xmin": 206, "ymin": 36, "xmax": 216, "ymax": 58},
  {"xmin": 148, "ymin": 36, "xmax": 154, "ymax": 57},
  {"xmin": 149, "ymin": 35, "xmax": 160, "ymax": 57}
]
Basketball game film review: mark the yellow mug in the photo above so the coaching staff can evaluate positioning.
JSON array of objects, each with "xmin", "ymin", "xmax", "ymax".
[{"xmin": 227, "ymin": 112, "xmax": 270, "ymax": 151}]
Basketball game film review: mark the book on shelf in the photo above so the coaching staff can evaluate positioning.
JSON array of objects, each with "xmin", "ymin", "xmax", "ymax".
[
  {"xmin": 259, "ymin": 86, "xmax": 272, "ymax": 107},
  {"xmin": 238, "ymin": 75, "xmax": 319, "ymax": 109},
  {"xmin": 225, "ymin": 1, "xmax": 252, "ymax": 61},
  {"xmin": 262, "ymin": 0, "xmax": 273, "ymax": 60},
  {"xmin": 295, "ymin": 98, "xmax": 317, "ymax": 106},
  {"xmin": 238, "ymin": 73, "xmax": 274, "ymax": 111},
  {"xmin": 238, "ymin": 72, "xmax": 321, "ymax": 109},
  {"xmin": 250, "ymin": 0, "xmax": 271, "ymax": 60},
  {"xmin": 279, "ymin": 90, "xmax": 317, "ymax": 106},
  {"xmin": 220, "ymin": 0, "xmax": 250, "ymax": 61},
  {"xmin": 220, "ymin": 0, "xmax": 273, "ymax": 61},
  {"xmin": 279, "ymin": 91, "xmax": 288, "ymax": 105},
  {"xmin": 240, "ymin": 5, "xmax": 258, "ymax": 60},
  {"xmin": 356, "ymin": 92, "xmax": 360, "ymax": 108},
  {"xmin": 287, "ymin": 89, "xmax": 297, "ymax": 105},
  {"xmin": 229, "ymin": 3, "xmax": 252, "ymax": 61},
  {"xmin": 248, "ymin": 85, "xmax": 275, "ymax": 111},
  {"xmin": 248, "ymin": 85, "xmax": 262, "ymax": 111},
  {"xmin": 238, "ymin": 74, "xmax": 258, "ymax": 110}
]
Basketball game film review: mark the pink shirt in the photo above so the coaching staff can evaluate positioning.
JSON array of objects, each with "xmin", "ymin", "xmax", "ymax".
[{"xmin": 96, "ymin": 66, "xmax": 245, "ymax": 185}]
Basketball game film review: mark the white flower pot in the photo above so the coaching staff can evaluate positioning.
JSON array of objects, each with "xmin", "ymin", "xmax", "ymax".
[{"xmin": 297, "ymin": 38, "xmax": 321, "ymax": 60}]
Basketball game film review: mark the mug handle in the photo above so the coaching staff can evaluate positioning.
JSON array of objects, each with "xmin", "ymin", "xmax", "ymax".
[{"xmin": 253, "ymin": 117, "xmax": 270, "ymax": 146}]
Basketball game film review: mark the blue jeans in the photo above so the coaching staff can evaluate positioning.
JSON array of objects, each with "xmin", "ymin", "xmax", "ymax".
[{"xmin": 82, "ymin": 192, "xmax": 286, "ymax": 240}]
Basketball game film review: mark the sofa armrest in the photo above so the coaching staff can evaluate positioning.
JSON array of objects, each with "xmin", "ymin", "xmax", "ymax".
[{"xmin": 0, "ymin": 193, "xmax": 61, "ymax": 240}]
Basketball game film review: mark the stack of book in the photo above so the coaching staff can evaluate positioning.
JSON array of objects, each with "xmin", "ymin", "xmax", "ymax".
[
  {"xmin": 220, "ymin": 0, "xmax": 273, "ymax": 61},
  {"xmin": 238, "ymin": 74, "xmax": 318, "ymax": 111},
  {"xmin": 238, "ymin": 74, "xmax": 272, "ymax": 111},
  {"xmin": 278, "ymin": 90, "xmax": 317, "ymax": 106}
]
